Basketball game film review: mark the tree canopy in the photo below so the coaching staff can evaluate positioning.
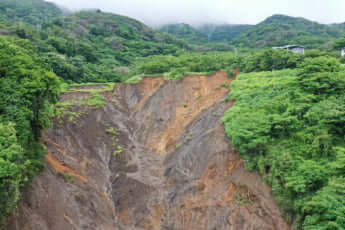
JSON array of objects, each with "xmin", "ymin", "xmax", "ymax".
[
  {"xmin": 0, "ymin": 35, "xmax": 61, "ymax": 225},
  {"xmin": 222, "ymin": 58, "xmax": 345, "ymax": 229}
]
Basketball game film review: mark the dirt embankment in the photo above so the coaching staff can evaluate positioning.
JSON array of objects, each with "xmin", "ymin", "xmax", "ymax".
[{"xmin": 7, "ymin": 71, "xmax": 290, "ymax": 230}]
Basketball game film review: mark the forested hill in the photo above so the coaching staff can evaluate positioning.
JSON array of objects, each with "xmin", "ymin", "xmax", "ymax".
[
  {"xmin": 196, "ymin": 24, "xmax": 253, "ymax": 42},
  {"xmin": 32, "ymin": 11, "xmax": 188, "ymax": 82},
  {"xmin": 232, "ymin": 14, "xmax": 345, "ymax": 48},
  {"xmin": 159, "ymin": 14, "xmax": 345, "ymax": 49},
  {"xmin": 331, "ymin": 22, "xmax": 345, "ymax": 31},
  {"xmin": 0, "ymin": 0, "xmax": 63, "ymax": 25},
  {"xmin": 158, "ymin": 23, "xmax": 252, "ymax": 44},
  {"xmin": 159, "ymin": 23, "xmax": 208, "ymax": 44},
  {"xmin": 0, "ymin": 0, "xmax": 189, "ymax": 83}
]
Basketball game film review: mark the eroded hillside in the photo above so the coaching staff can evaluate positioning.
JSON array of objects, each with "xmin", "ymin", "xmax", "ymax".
[{"xmin": 7, "ymin": 71, "xmax": 289, "ymax": 230}]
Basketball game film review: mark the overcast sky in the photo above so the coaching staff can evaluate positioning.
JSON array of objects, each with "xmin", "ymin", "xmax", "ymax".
[{"xmin": 48, "ymin": 0, "xmax": 345, "ymax": 26}]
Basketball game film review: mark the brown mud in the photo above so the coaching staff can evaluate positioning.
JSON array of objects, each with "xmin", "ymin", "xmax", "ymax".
[{"xmin": 7, "ymin": 71, "xmax": 290, "ymax": 230}]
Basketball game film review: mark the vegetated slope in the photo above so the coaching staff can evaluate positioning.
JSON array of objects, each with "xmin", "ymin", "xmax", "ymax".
[
  {"xmin": 159, "ymin": 23, "xmax": 208, "ymax": 44},
  {"xmin": 0, "ymin": 0, "xmax": 63, "ymax": 25},
  {"xmin": 0, "ymin": 35, "xmax": 60, "ymax": 226},
  {"xmin": 130, "ymin": 48, "xmax": 304, "ymax": 79},
  {"xmin": 0, "ymin": 0, "xmax": 189, "ymax": 83},
  {"xmin": 158, "ymin": 23, "xmax": 252, "ymax": 51},
  {"xmin": 33, "ymin": 11, "xmax": 188, "ymax": 83},
  {"xmin": 331, "ymin": 22, "xmax": 345, "ymax": 31},
  {"xmin": 7, "ymin": 72, "xmax": 289, "ymax": 230},
  {"xmin": 43, "ymin": 11, "xmax": 189, "ymax": 82},
  {"xmin": 223, "ymin": 58, "xmax": 345, "ymax": 229},
  {"xmin": 159, "ymin": 23, "xmax": 252, "ymax": 44},
  {"xmin": 233, "ymin": 14, "xmax": 345, "ymax": 48},
  {"xmin": 196, "ymin": 24, "xmax": 253, "ymax": 42}
]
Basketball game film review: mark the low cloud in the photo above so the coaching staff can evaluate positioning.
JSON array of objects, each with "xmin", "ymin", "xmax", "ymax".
[{"xmin": 48, "ymin": 0, "xmax": 345, "ymax": 26}]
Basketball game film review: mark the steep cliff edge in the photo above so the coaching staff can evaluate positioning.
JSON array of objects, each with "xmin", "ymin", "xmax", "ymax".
[{"xmin": 7, "ymin": 71, "xmax": 289, "ymax": 230}]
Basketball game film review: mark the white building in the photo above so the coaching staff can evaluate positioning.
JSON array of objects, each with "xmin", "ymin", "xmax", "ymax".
[
  {"xmin": 273, "ymin": 45, "xmax": 305, "ymax": 54},
  {"xmin": 341, "ymin": 48, "xmax": 345, "ymax": 57}
]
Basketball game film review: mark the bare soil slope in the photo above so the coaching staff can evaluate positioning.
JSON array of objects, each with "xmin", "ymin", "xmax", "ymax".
[{"xmin": 7, "ymin": 71, "xmax": 289, "ymax": 230}]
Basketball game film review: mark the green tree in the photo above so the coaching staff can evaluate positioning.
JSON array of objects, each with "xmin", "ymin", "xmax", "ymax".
[
  {"xmin": 0, "ymin": 123, "xmax": 27, "ymax": 225},
  {"xmin": 0, "ymin": 36, "xmax": 61, "ymax": 225}
]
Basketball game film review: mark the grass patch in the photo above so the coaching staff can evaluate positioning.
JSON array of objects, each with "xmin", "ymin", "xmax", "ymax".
[
  {"xmin": 68, "ymin": 83, "xmax": 115, "ymax": 94},
  {"xmin": 53, "ymin": 108, "xmax": 84, "ymax": 124},
  {"xmin": 105, "ymin": 127, "xmax": 119, "ymax": 136},
  {"xmin": 55, "ymin": 94, "xmax": 107, "ymax": 108},
  {"xmin": 86, "ymin": 94, "xmax": 107, "ymax": 106},
  {"xmin": 113, "ymin": 146, "xmax": 123, "ymax": 156},
  {"xmin": 60, "ymin": 172, "xmax": 74, "ymax": 181},
  {"xmin": 125, "ymin": 71, "xmax": 214, "ymax": 83}
]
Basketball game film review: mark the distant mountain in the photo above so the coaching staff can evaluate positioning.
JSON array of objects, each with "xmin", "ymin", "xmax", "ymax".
[
  {"xmin": 159, "ymin": 23, "xmax": 252, "ymax": 44},
  {"xmin": 331, "ymin": 22, "xmax": 345, "ymax": 31},
  {"xmin": 0, "ymin": 0, "xmax": 63, "ymax": 25},
  {"xmin": 159, "ymin": 23, "xmax": 208, "ymax": 44},
  {"xmin": 232, "ymin": 14, "xmax": 345, "ymax": 48},
  {"xmin": 196, "ymin": 24, "xmax": 253, "ymax": 42}
]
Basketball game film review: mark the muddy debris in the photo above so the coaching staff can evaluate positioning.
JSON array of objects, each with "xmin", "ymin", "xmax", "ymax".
[{"xmin": 7, "ymin": 71, "xmax": 290, "ymax": 230}]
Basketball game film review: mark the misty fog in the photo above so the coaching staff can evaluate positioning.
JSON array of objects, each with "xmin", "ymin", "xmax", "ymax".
[{"xmin": 47, "ymin": 0, "xmax": 345, "ymax": 26}]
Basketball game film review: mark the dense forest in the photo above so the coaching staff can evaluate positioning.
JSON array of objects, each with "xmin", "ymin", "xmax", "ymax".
[
  {"xmin": 0, "ymin": 1, "xmax": 189, "ymax": 83},
  {"xmin": 0, "ymin": 35, "xmax": 60, "ymax": 225},
  {"xmin": 159, "ymin": 23, "xmax": 252, "ymax": 45},
  {"xmin": 128, "ymin": 48, "xmax": 337, "ymax": 81},
  {"xmin": 0, "ymin": 0, "xmax": 63, "ymax": 25},
  {"xmin": 1, "ymin": 0, "xmax": 345, "ymax": 229},
  {"xmin": 158, "ymin": 23, "xmax": 253, "ymax": 51},
  {"xmin": 159, "ymin": 23, "xmax": 209, "ymax": 44},
  {"xmin": 233, "ymin": 14, "xmax": 345, "ymax": 49},
  {"xmin": 223, "ymin": 58, "xmax": 345, "ymax": 229},
  {"xmin": 160, "ymin": 14, "xmax": 345, "ymax": 50}
]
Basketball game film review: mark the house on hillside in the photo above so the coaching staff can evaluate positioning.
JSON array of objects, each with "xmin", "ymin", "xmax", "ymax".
[
  {"xmin": 273, "ymin": 45, "xmax": 305, "ymax": 54},
  {"xmin": 341, "ymin": 48, "xmax": 345, "ymax": 57}
]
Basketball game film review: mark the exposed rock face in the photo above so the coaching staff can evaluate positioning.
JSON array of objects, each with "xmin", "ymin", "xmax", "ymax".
[{"xmin": 7, "ymin": 71, "xmax": 289, "ymax": 230}]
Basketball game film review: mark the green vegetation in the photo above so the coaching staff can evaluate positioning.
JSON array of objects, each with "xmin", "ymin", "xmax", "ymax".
[
  {"xmin": 86, "ymin": 94, "xmax": 107, "ymax": 106},
  {"xmin": 233, "ymin": 14, "xmax": 345, "ymax": 49},
  {"xmin": 56, "ymin": 89, "xmax": 107, "ymax": 109},
  {"xmin": 55, "ymin": 95, "xmax": 106, "ymax": 108},
  {"xmin": 223, "ymin": 57, "xmax": 345, "ymax": 229},
  {"xmin": 159, "ymin": 23, "xmax": 253, "ymax": 51},
  {"xmin": 196, "ymin": 24, "xmax": 253, "ymax": 42},
  {"xmin": 0, "ymin": 0, "xmax": 189, "ymax": 83},
  {"xmin": 113, "ymin": 146, "xmax": 123, "ymax": 156},
  {"xmin": 0, "ymin": 0, "xmax": 63, "ymax": 25},
  {"xmin": 106, "ymin": 127, "xmax": 119, "ymax": 136},
  {"xmin": 53, "ymin": 108, "xmax": 83, "ymax": 124},
  {"xmin": 31, "ymin": 11, "xmax": 188, "ymax": 83},
  {"xmin": 234, "ymin": 188, "xmax": 254, "ymax": 205},
  {"xmin": 0, "ymin": 123, "xmax": 24, "ymax": 224},
  {"xmin": 0, "ymin": 35, "xmax": 60, "ymax": 225},
  {"xmin": 68, "ymin": 83, "xmax": 114, "ymax": 93},
  {"xmin": 1, "ymin": 1, "xmax": 345, "ymax": 228},
  {"xmin": 333, "ymin": 36, "xmax": 345, "ymax": 50},
  {"xmin": 160, "ymin": 15, "xmax": 345, "ymax": 50},
  {"xmin": 60, "ymin": 172, "xmax": 74, "ymax": 181},
  {"xmin": 159, "ymin": 23, "xmax": 208, "ymax": 44},
  {"xmin": 131, "ymin": 49, "xmax": 305, "ymax": 77}
]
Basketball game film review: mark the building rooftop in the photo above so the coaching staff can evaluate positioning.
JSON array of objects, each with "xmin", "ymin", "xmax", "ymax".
[{"xmin": 273, "ymin": 45, "xmax": 304, "ymax": 49}]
